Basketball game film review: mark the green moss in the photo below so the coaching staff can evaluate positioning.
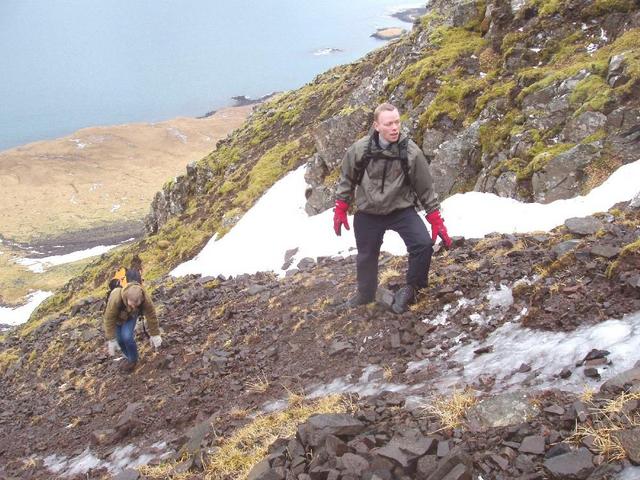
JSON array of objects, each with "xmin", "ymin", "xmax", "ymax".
[
  {"xmin": 386, "ymin": 27, "xmax": 487, "ymax": 104},
  {"xmin": 490, "ymin": 157, "xmax": 528, "ymax": 177},
  {"xmin": 533, "ymin": 0, "xmax": 567, "ymax": 16},
  {"xmin": 518, "ymin": 29, "xmax": 639, "ymax": 103},
  {"xmin": 607, "ymin": 238, "xmax": 640, "ymax": 278},
  {"xmin": 582, "ymin": 129, "xmax": 607, "ymax": 144},
  {"xmin": 420, "ymin": 72, "xmax": 487, "ymax": 127},
  {"xmin": 501, "ymin": 31, "xmax": 528, "ymax": 52},
  {"xmin": 569, "ymin": 75, "xmax": 615, "ymax": 114},
  {"xmin": 583, "ymin": 0, "xmax": 636, "ymax": 17},
  {"xmin": 474, "ymin": 80, "xmax": 516, "ymax": 116},
  {"xmin": 478, "ymin": 110, "xmax": 522, "ymax": 156},
  {"xmin": 235, "ymin": 140, "xmax": 307, "ymax": 208},
  {"xmin": 0, "ymin": 348, "xmax": 19, "ymax": 373},
  {"xmin": 516, "ymin": 143, "xmax": 575, "ymax": 180}
]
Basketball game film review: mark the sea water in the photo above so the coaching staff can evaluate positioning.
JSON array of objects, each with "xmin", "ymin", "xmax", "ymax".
[{"xmin": 0, "ymin": 0, "xmax": 421, "ymax": 151}]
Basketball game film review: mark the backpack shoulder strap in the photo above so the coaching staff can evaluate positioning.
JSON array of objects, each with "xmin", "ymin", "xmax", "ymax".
[
  {"xmin": 350, "ymin": 136, "xmax": 374, "ymax": 191},
  {"xmin": 398, "ymin": 139, "xmax": 411, "ymax": 187}
]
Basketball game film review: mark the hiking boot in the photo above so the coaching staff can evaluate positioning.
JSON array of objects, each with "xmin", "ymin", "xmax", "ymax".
[
  {"xmin": 391, "ymin": 285, "xmax": 416, "ymax": 314},
  {"xmin": 340, "ymin": 291, "xmax": 375, "ymax": 310},
  {"xmin": 120, "ymin": 360, "xmax": 137, "ymax": 374}
]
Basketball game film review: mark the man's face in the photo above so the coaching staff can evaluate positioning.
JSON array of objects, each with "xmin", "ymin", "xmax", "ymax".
[{"xmin": 374, "ymin": 109, "xmax": 401, "ymax": 143}]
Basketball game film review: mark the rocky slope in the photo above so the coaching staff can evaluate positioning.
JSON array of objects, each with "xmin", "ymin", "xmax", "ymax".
[
  {"xmin": 1, "ymin": 0, "xmax": 640, "ymax": 478},
  {"xmin": 0, "ymin": 199, "xmax": 638, "ymax": 479}
]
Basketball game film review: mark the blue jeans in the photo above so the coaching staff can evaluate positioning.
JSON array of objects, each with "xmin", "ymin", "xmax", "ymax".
[{"xmin": 116, "ymin": 314, "xmax": 138, "ymax": 363}]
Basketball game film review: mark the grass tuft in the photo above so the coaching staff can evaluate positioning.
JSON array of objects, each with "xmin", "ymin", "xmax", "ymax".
[{"xmin": 421, "ymin": 388, "xmax": 478, "ymax": 432}]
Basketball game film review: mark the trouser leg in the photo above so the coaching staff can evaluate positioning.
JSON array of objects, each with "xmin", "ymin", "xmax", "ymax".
[
  {"xmin": 389, "ymin": 208, "xmax": 433, "ymax": 290},
  {"xmin": 354, "ymin": 212, "xmax": 385, "ymax": 300},
  {"xmin": 116, "ymin": 315, "xmax": 139, "ymax": 363}
]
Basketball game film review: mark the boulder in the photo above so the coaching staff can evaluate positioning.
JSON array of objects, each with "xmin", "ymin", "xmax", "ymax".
[
  {"xmin": 564, "ymin": 217, "xmax": 603, "ymax": 236},
  {"xmin": 467, "ymin": 391, "xmax": 540, "ymax": 428},
  {"xmin": 561, "ymin": 111, "xmax": 607, "ymax": 143},
  {"xmin": 429, "ymin": 121, "xmax": 483, "ymax": 196},
  {"xmin": 297, "ymin": 414, "xmax": 365, "ymax": 448},
  {"xmin": 531, "ymin": 144, "xmax": 601, "ymax": 204}
]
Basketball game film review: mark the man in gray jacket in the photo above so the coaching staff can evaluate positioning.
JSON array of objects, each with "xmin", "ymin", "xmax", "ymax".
[{"xmin": 333, "ymin": 102, "xmax": 452, "ymax": 313}]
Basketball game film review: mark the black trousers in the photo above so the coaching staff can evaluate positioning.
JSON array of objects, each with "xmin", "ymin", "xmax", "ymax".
[{"xmin": 354, "ymin": 207, "xmax": 433, "ymax": 299}]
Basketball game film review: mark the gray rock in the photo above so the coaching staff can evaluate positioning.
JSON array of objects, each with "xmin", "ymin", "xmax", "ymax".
[
  {"xmin": 564, "ymin": 217, "xmax": 603, "ymax": 236},
  {"xmin": 608, "ymin": 52, "xmax": 630, "ymax": 87},
  {"xmin": 340, "ymin": 453, "xmax": 370, "ymax": 476},
  {"xmin": 612, "ymin": 428, "xmax": 640, "ymax": 464},
  {"xmin": 504, "ymin": 46, "xmax": 538, "ymax": 71},
  {"xmin": 424, "ymin": 449, "xmax": 474, "ymax": 480},
  {"xmin": 114, "ymin": 469, "xmax": 140, "ymax": 480},
  {"xmin": 467, "ymin": 391, "xmax": 540, "ymax": 428},
  {"xmin": 520, "ymin": 435, "xmax": 546, "ymax": 455},
  {"xmin": 600, "ymin": 367, "xmax": 640, "ymax": 394},
  {"xmin": 376, "ymin": 287, "xmax": 395, "ymax": 309},
  {"xmin": 422, "ymin": 129, "xmax": 449, "ymax": 158},
  {"xmin": 589, "ymin": 244, "xmax": 621, "ymax": 259},
  {"xmin": 430, "ymin": 120, "xmax": 483, "ymax": 196},
  {"xmin": 494, "ymin": 171, "xmax": 518, "ymax": 198},
  {"xmin": 562, "ymin": 111, "xmax": 607, "ymax": 143},
  {"xmin": 552, "ymin": 240, "xmax": 581, "ymax": 258},
  {"xmin": 374, "ymin": 430, "xmax": 435, "ymax": 468},
  {"xmin": 297, "ymin": 257, "xmax": 316, "ymax": 271},
  {"xmin": 417, "ymin": 455, "xmax": 439, "ymax": 478},
  {"xmin": 329, "ymin": 341, "xmax": 353, "ymax": 356},
  {"xmin": 543, "ymin": 447, "xmax": 594, "ymax": 479},
  {"xmin": 532, "ymin": 144, "xmax": 601, "ymax": 204},
  {"xmin": 297, "ymin": 414, "xmax": 365, "ymax": 448}
]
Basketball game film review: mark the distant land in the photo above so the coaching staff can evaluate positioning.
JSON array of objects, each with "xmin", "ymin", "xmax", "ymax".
[{"xmin": 0, "ymin": 105, "xmax": 253, "ymax": 246}]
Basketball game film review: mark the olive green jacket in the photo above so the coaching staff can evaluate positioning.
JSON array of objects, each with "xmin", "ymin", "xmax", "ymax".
[
  {"xmin": 103, "ymin": 283, "xmax": 159, "ymax": 340},
  {"xmin": 335, "ymin": 133, "xmax": 440, "ymax": 215}
]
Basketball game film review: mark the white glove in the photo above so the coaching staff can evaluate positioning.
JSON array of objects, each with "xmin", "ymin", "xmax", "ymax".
[
  {"xmin": 107, "ymin": 340, "xmax": 118, "ymax": 356},
  {"xmin": 150, "ymin": 335, "xmax": 162, "ymax": 349}
]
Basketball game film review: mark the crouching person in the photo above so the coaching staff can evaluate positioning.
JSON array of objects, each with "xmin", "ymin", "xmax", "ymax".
[{"xmin": 104, "ymin": 282, "xmax": 161, "ymax": 372}]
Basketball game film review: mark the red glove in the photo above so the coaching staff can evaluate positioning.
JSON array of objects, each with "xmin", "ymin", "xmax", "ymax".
[
  {"xmin": 333, "ymin": 200, "xmax": 350, "ymax": 236},
  {"xmin": 426, "ymin": 210, "xmax": 452, "ymax": 248}
]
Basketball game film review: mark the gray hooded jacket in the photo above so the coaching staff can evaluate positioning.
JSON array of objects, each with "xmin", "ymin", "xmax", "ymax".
[{"xmin": 335, "ymin": 132, "xmax": 440, "ymax": 215}]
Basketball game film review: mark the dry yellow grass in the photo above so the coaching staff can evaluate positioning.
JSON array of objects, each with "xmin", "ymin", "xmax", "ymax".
[
  {"xmin": 245, "ymin": 372, "xmax": 270, "ymax": 394},
  {"xmin": 200, "ymin": 395, "xmax": 346, "ymax": 480},
  {"xmin": 421, "ymin": 388, "xmax": 478, "ymax": 432},
  {"xmin": 571, "ymin": 392, "xmax": 640, "ymax": 461}
]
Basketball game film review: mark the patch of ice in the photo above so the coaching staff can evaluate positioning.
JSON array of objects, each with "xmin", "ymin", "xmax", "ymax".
[
  {"xmin": 587, "ymin": 43, "xmax": 599, "ymax": 53},
  {"xmin": 601, "ymin": 28, "xmax": 608, "ymax": 41},
  {"xmin": 65, "ymin": 448, "xmax": 103, "ymax": 476},
  {"xmin": 441, "ymin": 310, "xmax": 640, "ymax": 393},
  {"xmin": 111, "ymin": 204, "xmax": 121, "ymax": 213},
  {"xmin": 486, "ymin": 284, "xmax": 513, "ymax": 310},
  {"xmin": 530, "ymin": 47, "xmax": 541, "ymax": 53}
]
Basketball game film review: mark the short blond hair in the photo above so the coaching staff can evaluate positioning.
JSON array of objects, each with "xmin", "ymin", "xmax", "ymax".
[
  {"xmin": 374, "ymin": 103, "xmax": 398, "ymax": 121},
  {"xmin": 122, "ymin": 284, "xmax": 144, "ymax": 307}
]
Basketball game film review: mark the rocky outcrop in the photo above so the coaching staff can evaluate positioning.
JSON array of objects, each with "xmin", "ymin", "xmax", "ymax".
[{"xmin": 145, "ymin": 162, "xmax": 214, "ymax": 234}]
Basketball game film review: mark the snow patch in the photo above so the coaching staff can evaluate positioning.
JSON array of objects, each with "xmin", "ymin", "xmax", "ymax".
[{"xmin": 0, "ymin": 291, "xmax": 53, "ymax": 326}]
